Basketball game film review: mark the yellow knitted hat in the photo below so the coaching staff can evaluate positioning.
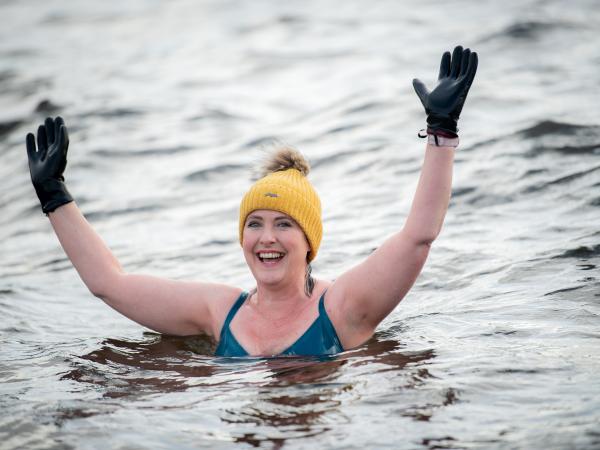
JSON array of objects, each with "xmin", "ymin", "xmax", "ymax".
[{"xmin": 239, "ymin": 148, "xmax": 322, "ymax": 262}]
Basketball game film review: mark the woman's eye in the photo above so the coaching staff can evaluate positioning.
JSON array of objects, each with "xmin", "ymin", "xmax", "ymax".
[
  {"xmin": 278, "ymin": 221, "xmax": 292, "ymax": 228},
  {"xmin": 247, "ymin": 221, "xmax": 260, "ymax": 228}
]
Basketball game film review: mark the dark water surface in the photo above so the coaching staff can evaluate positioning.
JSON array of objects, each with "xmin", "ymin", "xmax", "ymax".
[{"xmin": 1, "ymin": 1, "xmax": 600, "ymax": 449}]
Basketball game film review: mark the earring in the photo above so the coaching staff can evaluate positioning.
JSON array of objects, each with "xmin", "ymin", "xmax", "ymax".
[{"xmin": 304, "ymin": 264, "xmax": 315, "ymax": 297}]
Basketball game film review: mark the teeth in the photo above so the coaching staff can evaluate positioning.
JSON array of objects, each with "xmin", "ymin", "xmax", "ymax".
[{"xmin": 259, "ymin": 252, "xmax": 284, "ymax": 259}]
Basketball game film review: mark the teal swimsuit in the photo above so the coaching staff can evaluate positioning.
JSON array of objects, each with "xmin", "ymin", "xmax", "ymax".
[{"xmin": 215, "ymin": 291, "xmax": 344, "ymax": 357}]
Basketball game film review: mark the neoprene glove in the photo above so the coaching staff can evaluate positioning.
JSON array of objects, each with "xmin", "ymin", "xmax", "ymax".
[
  {"xmin": 413, "ymin": 45, "xmax": 478, "ymax": 136},
  {"xmin": 26, "ymin": 117, "xmax": 73, "ymax": 214}
]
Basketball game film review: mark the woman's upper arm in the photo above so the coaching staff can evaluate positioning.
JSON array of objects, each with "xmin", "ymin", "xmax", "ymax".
[
  {"xmin": 97, "ymin": 273, "xmax": 241, "ymax": 338},
  {"xmin": 328, "ymin": 229, "xmax": 430, "ymax": 344}
]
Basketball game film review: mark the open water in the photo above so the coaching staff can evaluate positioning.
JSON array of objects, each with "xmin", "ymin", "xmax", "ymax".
[{"xmin": 1, "ymin": 0, "xmax": 600, "ymax": 449}]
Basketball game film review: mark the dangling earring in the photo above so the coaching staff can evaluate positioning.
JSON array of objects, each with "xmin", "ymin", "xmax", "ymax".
[{"xmin": 304, "ymin": 263, "xmax": 315, "ymax": 297}]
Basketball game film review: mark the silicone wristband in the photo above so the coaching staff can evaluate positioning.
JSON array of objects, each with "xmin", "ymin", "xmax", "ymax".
[
  {"xmin": 427, "ymin": 134, "xmax": 459, "ymax": 148},
  {"xmin": 417, "ymin": 129, "xmax": 459, "ymax": 147}
]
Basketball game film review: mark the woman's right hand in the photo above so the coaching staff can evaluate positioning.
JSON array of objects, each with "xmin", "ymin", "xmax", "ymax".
[{"xmin": 26, "ymin": 116, "xmax": 73, "ymax": 214}]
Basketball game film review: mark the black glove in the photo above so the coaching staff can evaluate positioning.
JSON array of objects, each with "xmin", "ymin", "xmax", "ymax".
[
  {"xmin": 413, "ymin": 46, "xmax": 478, "ymax": 137},
  {"xmin": 26, "ymin": 116, "xmax": 73, "ymax": 214}
]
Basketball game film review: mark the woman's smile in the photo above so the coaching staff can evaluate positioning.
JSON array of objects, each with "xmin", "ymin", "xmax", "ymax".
[{"xmin": 256, "ymin": 250, "xmax": 286, "ymax": 266}]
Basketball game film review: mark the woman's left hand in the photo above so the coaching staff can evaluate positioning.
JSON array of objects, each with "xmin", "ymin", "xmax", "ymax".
[{"xmin": 412, "ymin": 45, "xmax": 478, "ymax": 136}]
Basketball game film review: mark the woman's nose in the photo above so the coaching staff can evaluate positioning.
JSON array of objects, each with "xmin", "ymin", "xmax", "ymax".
[{"xmin": 259, "ymin": 226, "xmax": 276, "ymax": 243}]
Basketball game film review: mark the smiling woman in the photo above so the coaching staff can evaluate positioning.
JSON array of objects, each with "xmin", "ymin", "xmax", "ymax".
[
  {"xmin": 217, "ymin": 150, "xmax": 344, "ymax": 356},
  {"xmin": 24, "ymin": 45, "xmax": 478, "ymax": 358},
  {"xmin": 243, "ymin": 209, "xmax": 311, "ymax": 292}
]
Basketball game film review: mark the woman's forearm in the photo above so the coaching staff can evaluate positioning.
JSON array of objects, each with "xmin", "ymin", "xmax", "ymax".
[
  {"xmin": 48, "ymin": 202, "xmax": 122, "ymax": 297},
  {"xmin": 403, "ymin": 143, "xmax": 455, "ymax": 245}
]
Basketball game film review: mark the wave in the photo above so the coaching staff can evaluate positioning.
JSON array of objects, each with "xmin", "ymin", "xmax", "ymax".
[
  {"xmin": 91, "ymin": 144, "xmax": 195, "ymax": 158},
  {"xmin": 34, "ymin": 99, "xmax": 61, "ymax": 114},
  {"xmin": 515, "ymin": 120, "xmax": 600, "ymax": 157},
  {"xmin": 523, "ymin": 165, "xmax": 600, "ymax": 193},
  {"xmin": 552, "ymin": 244, "xmax": 600, "ymax": 259},
  {"xmin": 77, "ymin": 107, "xmax": 146, "ymax": 119},
  {"xmin": 184, "ymin": 163, "xmax": 246, "ymax": 182},
  {"xmin": 0, "ymin": 119, "xmax": 22, "ymax": 137},
  {"xmin": 527, "ymin": 143, "xmax": 600, "ymax": 157},
  {"xmin": 482, "ymin": 20, "xmax": 577, "ymax": 42},
  {"xmin": 518, "ymin": 120, "xmax": 598, "ymax": 139},
  {"xmin": 83, "ymin": 203, "xmax": 163, "ymax": 221}
]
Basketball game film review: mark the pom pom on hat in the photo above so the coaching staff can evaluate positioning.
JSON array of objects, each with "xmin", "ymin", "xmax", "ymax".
[{"xmin": 257, "ymin": 147, "xmax": 311, "ymax": 178}]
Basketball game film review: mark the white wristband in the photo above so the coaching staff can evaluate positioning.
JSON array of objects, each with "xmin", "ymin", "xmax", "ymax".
[{"xmin": 427, "ymin": 134, "xmax": 459, "ymax": 148}]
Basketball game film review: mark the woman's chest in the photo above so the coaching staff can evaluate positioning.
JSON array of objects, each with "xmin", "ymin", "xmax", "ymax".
[{"xmin": 229, "ymin": 304, "xmax": 319, "ymax": 356}]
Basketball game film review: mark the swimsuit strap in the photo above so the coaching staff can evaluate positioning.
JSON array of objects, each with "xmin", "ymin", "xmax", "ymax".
[
  {"xmin": 218, "ymin": 291, "xmax": 249, "ymax": 341},
  {"xmin": 318, "ymin": 289, "xmax": 328, "ymax": 316}
]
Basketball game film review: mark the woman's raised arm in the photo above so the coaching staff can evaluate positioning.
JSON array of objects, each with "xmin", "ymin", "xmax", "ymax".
[
  {"xmin": 26, "ymin": 118, "xmax": 238, "ymax": 338},
  {"xmin": 328, "ymin": 46, "xmax": 478, "ymax": 348}
]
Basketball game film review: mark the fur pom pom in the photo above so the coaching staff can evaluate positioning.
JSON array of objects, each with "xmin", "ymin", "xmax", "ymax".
[{"xmin": 258, "ymin": 145, "xmax": 311, "ymax": 178}]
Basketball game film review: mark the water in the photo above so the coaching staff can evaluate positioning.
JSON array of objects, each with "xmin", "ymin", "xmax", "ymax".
[{"xmin": 1, "ymin": 0, "xmax": 600, "ymax": 448}]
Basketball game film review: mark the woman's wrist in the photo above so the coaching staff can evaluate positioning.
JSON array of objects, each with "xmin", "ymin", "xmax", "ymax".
[{"xmin": 418, "ymin": 128, "xmax": 459, "ymax": 148}]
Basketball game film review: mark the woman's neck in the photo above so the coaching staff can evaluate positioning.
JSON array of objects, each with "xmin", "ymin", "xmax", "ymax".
[{"xmin": 250, "ymin": 279, "xmax": 316, "ymax": 316}]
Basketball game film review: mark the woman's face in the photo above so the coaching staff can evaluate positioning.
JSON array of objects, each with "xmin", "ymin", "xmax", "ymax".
[{"xmin": 242, "ymin": 209, "xmax": 310, "ymax": 287}]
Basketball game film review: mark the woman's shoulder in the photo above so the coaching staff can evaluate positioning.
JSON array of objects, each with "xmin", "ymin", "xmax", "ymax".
[
  {"xmin": 318, "ymin": 277, "xmax": 374, "ymax": 350},
  {"xmin": 204, "ymin": 284, "xmax": 246, "ymax": 337},
  {"xmin": 180, "ymin": 282, "xmax": 244, "ymax": 338}
]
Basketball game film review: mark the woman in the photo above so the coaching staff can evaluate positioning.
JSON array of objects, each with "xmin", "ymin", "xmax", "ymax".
[{"xmin": 25, "ymin": 46, "xmax": 478, "ymax": 357}]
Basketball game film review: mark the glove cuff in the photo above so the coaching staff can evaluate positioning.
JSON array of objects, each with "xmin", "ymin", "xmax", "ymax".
[
  {"xmin": 426, "ymin": 113, "xmax": 458, "ymax": 136},
  {"xmin": 34, "ymin": 178, "xmax": 74, "ymax": 215}
]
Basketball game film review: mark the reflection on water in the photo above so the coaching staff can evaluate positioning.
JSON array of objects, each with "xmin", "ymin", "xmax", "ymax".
[
  {"xmin": 62, "ymin": 331, "xmax": 435, "ymax": 390},
  {"xmin": 55, "ymin": 332, "xmax": 440, "ymax": 447},
  {"xmin": 62, "ymin": 334, "xmax": 217, "ymax": 399}
]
